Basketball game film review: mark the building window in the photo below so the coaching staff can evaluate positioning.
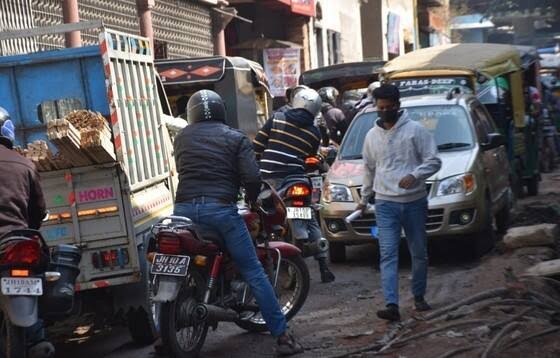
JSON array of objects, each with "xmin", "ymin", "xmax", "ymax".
[{"xmin": 327, "ymin": 30, "xmax": 342, "ymax": 65}]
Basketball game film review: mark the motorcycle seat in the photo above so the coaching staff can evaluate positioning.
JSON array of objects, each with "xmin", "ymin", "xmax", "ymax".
[{"xmin": 194, "ymin": 226, "xmax": 226, "ymax": 249}]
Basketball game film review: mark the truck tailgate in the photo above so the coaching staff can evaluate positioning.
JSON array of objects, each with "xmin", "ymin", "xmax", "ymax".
[{"xmin": 41, "ymin": 165, "xmax": 140, "ymax": 287}]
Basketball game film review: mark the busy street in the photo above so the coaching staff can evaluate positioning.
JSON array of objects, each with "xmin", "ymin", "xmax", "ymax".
[
  {"xmin": 1, "ymin": 0, "xmax": 560, "ymax": 357},
  {"xmin": 53, "ymin": 168, "xmax": 560, "ymax": 358}
]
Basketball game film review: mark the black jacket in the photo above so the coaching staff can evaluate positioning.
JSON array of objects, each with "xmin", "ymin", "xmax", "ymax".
[
  {"xmin": 254, "ymin": 108, "xmax": 320, "ymax": 179},
  {"xmin": 0, "ymin": 144, "xmax": 46, "ymax": 238},
  {"xmin": 174, "ymin": 121, "xmax": 261, "ymax": 204}
]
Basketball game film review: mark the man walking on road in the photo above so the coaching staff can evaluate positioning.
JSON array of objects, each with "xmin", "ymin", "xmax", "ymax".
[{"xmin": 357, "ymin": 84, "xmax": 441, "ymax": 321}]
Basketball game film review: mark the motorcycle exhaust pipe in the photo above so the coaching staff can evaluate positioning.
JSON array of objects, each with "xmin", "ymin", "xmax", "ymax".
[
  {"xmin": 193, "ymin": 303, "xmax": 238, "ymax": 323},
  {"xmin": 300, "ymin": 237, "xmax": 329, "ymax": 258}
]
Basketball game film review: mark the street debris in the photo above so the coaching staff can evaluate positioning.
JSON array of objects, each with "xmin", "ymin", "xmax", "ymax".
[
  {"xmin": 328, "ymin": 275, "xmax": 560, "ymax": 358},
  {"xmin": 503, "ymin": 224, "xmax": 559, "ymax": 249},
  {"xmin": 523, "ymin": 259, "xmax": 560, "ymax": 277}
]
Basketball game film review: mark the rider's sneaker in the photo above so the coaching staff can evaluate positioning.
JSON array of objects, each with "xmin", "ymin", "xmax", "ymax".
[
  {"xmin": 276, "ymin": 332, "xmax": 304, "ymax": 356},
  {"xmin": 28, "ymin": 341, "xmax": 55, "ymax": 358}
]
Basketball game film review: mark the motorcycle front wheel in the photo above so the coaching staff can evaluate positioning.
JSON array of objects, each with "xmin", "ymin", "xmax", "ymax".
[
  {"xmin": 235, "ymin": 254, "xmax": 310, "ymax": 333},
  {"xmin": 0, "ymin": 311, "xmax": 26, "ymax": 358},
  {"xmin": 160, "ymin": 272, "xmax": 208, "ymax": 358}
]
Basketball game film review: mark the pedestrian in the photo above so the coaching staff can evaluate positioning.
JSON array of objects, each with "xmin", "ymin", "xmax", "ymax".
[
  {"xmin": 357, "ymin": 84, "xmax": 441, "ymax": 321},
  {"xmin": 173, "ymin": 90, "xmax": 303, "ymax": 355}
]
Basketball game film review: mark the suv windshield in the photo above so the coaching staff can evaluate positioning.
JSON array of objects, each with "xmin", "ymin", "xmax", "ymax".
[{"xmin": 339, "ymin": 105, "xmax": 474, "ymax": 160}]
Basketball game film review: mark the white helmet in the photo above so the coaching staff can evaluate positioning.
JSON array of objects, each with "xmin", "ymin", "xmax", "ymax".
[{"xmin": 292, "ymin": 88, "xmax": 322, "ymax": 117}]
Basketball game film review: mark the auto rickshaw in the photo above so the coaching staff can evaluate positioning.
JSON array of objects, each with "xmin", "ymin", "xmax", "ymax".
[
  {"xmin": 155, "ymin": 56, "xmax": 273, "ymax": 139},
  {"xmin": 382, "ymin": 43, "xmax": 540, "ymax": 197}
]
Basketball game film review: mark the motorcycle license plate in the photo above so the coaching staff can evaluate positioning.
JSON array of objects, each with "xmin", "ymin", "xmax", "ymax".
[
  {"xmin": 150, "ymin": 254, "xmax": 190, "ymax": 277},
  {"xmin": 286, "ymin": 207, "xmax": 313, "ymax": 220},
  {"xmin": 1, "ymin": 277, "xmax": 42, "ymax": 296},
  {"xmin": 311, "ymin": 176, "xmax": 323, "ymax": 189}
]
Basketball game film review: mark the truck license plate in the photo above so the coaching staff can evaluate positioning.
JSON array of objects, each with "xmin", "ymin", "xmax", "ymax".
[
  {"xmin": 1, "ymin": 277, "xmax": 43, "ymax": 296},
  {"xmin": 286, "ymin": 207, "xmax": 313, "ymax": 220},
  {"xmin": 311, "ymin": 176, "xmax": 323, "ymax": 189},
  {"xmin": 150, "ymin": 254, "xmax": 190, "ymax": 277}
]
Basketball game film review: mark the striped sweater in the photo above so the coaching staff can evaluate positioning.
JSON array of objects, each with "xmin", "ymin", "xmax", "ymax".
[{"xmin": 254, "ymin": 109, "xmax": 320, "ymax": 179}]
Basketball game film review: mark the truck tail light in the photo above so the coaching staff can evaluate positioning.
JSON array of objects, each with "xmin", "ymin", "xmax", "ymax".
[{"xmin": 92, "ymin": 248, "xmax": 129, "ymax": 269}]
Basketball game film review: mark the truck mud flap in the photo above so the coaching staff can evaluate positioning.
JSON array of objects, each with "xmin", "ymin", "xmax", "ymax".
[{"xmin": 152, "ymin": 276, "xmax": 181, "ymax": 303}]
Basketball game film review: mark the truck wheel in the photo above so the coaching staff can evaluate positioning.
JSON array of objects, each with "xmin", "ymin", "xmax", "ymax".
[
  {"xmin": 128, "ymin": 306, "xmax": 159, "ymax": 345},
  {"xmin": 329, "ymin": 242, "xmax": 346, "ymax": 263},
  {"xmin": 527, "ymin": 175, "xmax": 539, "ymax": 196},
  {"xmin": 127, "ymin": 269, "xmax": 160, "ymax": 345}
]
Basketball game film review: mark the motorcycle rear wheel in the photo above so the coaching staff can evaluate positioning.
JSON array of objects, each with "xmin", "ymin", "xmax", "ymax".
[
  {"xmin": 160, "ymin": 272, "xmax": 208, "ymax": 358},
  {"xmin": 235, "ymin": 254, "xmax": 310, "ymax": 333},
  {"xmin": 0, "ymin": 312, "xmax": 26, "ymax": 358}
]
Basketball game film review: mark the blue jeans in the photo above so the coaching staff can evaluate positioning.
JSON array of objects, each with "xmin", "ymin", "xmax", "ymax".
[
  {"xmin": 375, "ymin": 197, "xmax": 428, "ymax": 306},
  {"xmin": 174, "ymin": 200, "xmax": 287, "ymax": 337}
]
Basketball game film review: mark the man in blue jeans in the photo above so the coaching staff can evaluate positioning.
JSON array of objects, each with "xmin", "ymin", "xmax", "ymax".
[
  {"xmin": 173, "ymin": 90, "xmax": 303, "ymax": 355},
  {"xmin": 357, "ymin": 84, "xmax": 441, "ymax": 321}
]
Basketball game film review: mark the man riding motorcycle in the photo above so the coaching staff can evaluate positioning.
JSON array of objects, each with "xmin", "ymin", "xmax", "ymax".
[
  {"xmin": 172, "ymin": 90, "xmax": 303, "ymax": 356},
  {"xmin": 0, "ymin": 107, "xmax": 54, "ymax": 358},
  {"xmin": 254, "ymin": 89, "xmax": 336, "ymax": 283}
]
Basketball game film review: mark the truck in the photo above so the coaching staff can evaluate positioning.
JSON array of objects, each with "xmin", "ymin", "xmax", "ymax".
[{"xmin": 0, "ymin": 23, "xmax": 175, "ymax": 343}]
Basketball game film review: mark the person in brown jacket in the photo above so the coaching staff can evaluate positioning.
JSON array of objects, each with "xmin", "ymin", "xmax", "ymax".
[{"xmin": 0, "ymin": 107, "xmax": 54, "ymax": 358}]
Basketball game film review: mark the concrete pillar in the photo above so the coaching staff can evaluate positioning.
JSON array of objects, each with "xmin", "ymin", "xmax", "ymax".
[
  {"xmin": 62, "ymin": 0, "xmax": 81, "ymax": 48},
  {"xmin": 137, "ymin": 0, "xmax": 155, "ymax": 48},
  {"xmin": 212, "ymin": 8, "xmax": 235, "ymax": 56}
]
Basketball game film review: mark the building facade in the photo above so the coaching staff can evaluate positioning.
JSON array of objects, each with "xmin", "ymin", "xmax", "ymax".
[
  {"xmin": 309, "ymin": 0, "xmax": 364, "ymax": 68},
  {"xmin": 0, "ymin": 0, "xmax": 217, "ymax": 58}
]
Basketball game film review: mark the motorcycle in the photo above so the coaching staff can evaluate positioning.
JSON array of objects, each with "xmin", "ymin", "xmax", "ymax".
[
  {"xmin": 0, "ymin": 229, "xmax": 81, "ymax": 357},
  {"xmin": 274, "ymin": 155, "xmax": 330, "ymax": 259},
  {"xmin": 148, "ymin": 184, "xmax": 310, "ymax": 357}
]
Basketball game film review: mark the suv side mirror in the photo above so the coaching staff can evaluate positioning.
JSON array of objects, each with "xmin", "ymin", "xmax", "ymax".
[{"xmin": 481, "ymin": 133, "xmax": 506, "ymax": 151}]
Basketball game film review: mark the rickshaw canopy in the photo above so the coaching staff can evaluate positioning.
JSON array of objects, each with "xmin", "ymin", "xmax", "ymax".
[{"xmin": 383, "ymin": 43, "xmax": 522, "ymax": 79}]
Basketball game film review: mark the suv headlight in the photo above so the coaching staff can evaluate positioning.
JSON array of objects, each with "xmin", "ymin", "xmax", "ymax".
[
  {"xmin": 436, "ymin": 173, "xmax": 476, "ymax": 196},
  {"xmin": 323, "ymin": 184, "xmax": 353, "ymax": 202}
]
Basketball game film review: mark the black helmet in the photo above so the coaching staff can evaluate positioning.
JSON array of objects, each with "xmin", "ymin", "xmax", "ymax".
[
  {"xmin": 186, "ymin": 90, "xmax": 226, "ymax": 123},
  {"xmin": 0, "ymin": 106, "xmax": 14, "ymax": 148}
]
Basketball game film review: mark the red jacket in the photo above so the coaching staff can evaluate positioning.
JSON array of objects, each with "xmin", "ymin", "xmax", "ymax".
[{"xmin": 0, "ymin": 144, "xmax": 46, "ymax": 237}]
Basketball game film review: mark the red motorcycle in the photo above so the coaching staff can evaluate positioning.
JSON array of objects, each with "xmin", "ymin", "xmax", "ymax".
[{"xmin": 148, "ymin": 184, "xmax": 310, "ymax": 357}]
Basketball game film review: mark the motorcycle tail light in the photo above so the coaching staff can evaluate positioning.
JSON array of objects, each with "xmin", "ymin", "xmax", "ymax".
[
  {"xmin": 11, "ymin": 269, "xmax": 30, "ymax": 277},
  {"xmin": 287, "ymin": 184, "xmax": 311, "ymax": 198},
  {"xmin": 158, "ymin": 235, "xmax": 182, "ymax": 255},
  {"xmin": 0, "ymin": 239, "xmax": 41, "ymax": 266},
  {"xmin": 305, "ymin": 156, "xmax": 320, "ymax": 166}
]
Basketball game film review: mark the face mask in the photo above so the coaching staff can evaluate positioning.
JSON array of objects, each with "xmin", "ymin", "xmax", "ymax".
[{"xmin": 379, "ymin": 109, "xmax": 399, "ymax": 124}]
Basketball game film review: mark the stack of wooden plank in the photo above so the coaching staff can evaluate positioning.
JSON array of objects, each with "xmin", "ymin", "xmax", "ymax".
[
  {"xmin": 16, "ymin": 140, "xmax": 71, "ymax": 172},
  {"xmin": 47, "ymin": 118, "xmax": 92, "ymax": 167},
  {"xmin": 67, "ymin": 110, "xmax": 115, "ymax": 164}
]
